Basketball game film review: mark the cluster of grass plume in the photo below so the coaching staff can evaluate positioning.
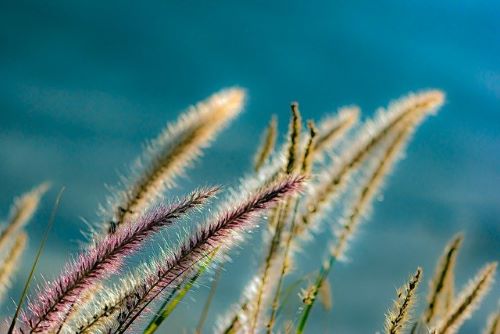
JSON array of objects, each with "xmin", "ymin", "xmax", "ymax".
[{"xmin": 0, "ymin": 87, "xmax": 497, "ymax": 334}]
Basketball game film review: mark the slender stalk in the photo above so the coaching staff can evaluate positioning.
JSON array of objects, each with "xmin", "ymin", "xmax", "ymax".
[
  {"xmin": 8, "ymin": 187, "xmax": 64, "ymax": 334},
  {"xmin": 297, "ymin": 114, "xmax": 428, "ymax": 333},
  {"xmin": 195, "ymin": 264, "xmax": 223, "ymax": 334},
  {"xmin": 143, "ymin": 249, "xmax": 218, "ymax": 334},
  {"xmin": 266, "ymin": 201, "xmax": 300, "ymax": 333},
  {"xmin": 249, "ymin": 104, "xmax": 303, "ymax": 333},
  {"xmin": 247, "ymin": 202, "xmax": 285, "ymax": 333},
  {"xmin": 267, "ymin": 121, "xmax": 317, "ymax": 333},
  {"xmin": 143, "ymin": 268, "xmax": 204, "ymax": 334},
  {"xmin": 296, "ymin": 255, "xmax": 336, "ymax": 334}
]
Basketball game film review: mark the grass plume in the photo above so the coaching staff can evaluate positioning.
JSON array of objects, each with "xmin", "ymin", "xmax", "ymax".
[
  {"xmin": 314, "ymin": 106, "xmax": 359, "ymax": 153},
  {"xmin": 300, "ymin": 90, "xmax": 444, "ymax": 229},
  {"xmin": 433, "ymin": 262, "xmax": 497, "ymax": 334},
  {"xmin": 482, "ymin": 306, "xmax": 500, "ymax": 334},
  {"xmin": 80, "ymin": 175, "xmax": 304, "ymax": 334},
  {"xmin": 285, "ymin": 102, "xmax": 302, "ymax": 174},
  {"xmin": 0, "ymin": 232, "xmax": 27, "ymax": 302},
  {"xmin": 384, "ymin": 268, "xmax": 423, "ymax": 334},
  {"xmin": 0, "ymin": 183, "xmax": 49, "ymax": 252},
  {"xmin": 103, "ymin": 88, "xmax": 245, "ymax": 233},
  {"xmin": 295, "ymin": 101, "xmax": 440, "ymax": 333},
  {"xmin": 2, "ymin": 88, "xmax": 496, "ymax": 334},
  {"xmin": 423, "ymin": 234, "xmax": 463, "ymax": 325},
  {"xmin": 8, "ymin": 187, "xmax": 64, "ymax": 334},
  {"xmin": 24, "ymin": 188, "xmax": 217, "ymax": 333},
  {"xmin": 254, "ymin": 115, "xmax": 278, "ymax": 172}
]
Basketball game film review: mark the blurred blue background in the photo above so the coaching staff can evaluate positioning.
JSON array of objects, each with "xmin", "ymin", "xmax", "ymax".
[{"xmin": 0, "ymin": 1, "xmax": 498, "ymax": 333}]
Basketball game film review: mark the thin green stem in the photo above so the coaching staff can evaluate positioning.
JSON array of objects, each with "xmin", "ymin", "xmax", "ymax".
[
  {"xmin": 249, "ymin": 203, "xmax": 286, "ymax": 333},
  {"xmin": 142, "ymin": 250, "xmax": 217, "ymax": 334},
  {"xmin": 267, "ymin": 199, "xmax": 300, "ymax": 333},
  {"xmin": 296, "ymin": 254, "xmax": 336, "ymax": 334},
  {"xmin": 195, "ymin": 264, "xmax": 223, "ymax": 334},
  {"xmin": 9, "ymin": 187, "xmax": 65, "ymax": 334}
]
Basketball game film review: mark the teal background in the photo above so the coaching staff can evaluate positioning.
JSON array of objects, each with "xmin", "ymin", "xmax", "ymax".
[{"xmin": 0, "ymin": 1, "xmax": 498, "ymax": 333}]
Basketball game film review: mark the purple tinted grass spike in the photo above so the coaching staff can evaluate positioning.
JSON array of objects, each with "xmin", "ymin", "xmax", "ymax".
[
  {"xmin": 113, "ymin": 175, "xmax": 305, "ymax": 334},
  {"xmin": 24, "ymin": 187, "xmax": 218, "ymax": 333}
]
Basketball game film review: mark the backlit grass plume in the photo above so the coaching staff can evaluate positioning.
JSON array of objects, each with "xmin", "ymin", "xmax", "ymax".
[
  {"xmin": 76, "ymin": 175, "xmax": 303, "ymax": 334},
  {"xmin": 0, "ymin": 183, "xmax": 49, "ymax": 252},
  {"xmin": 102, "ymin": 88, "xmax": 245, "ymax": 233},
  {"xmin": 483, "ymin": 306, "xmax": 500, "ymax": 334},
  {"xmin": 313, "ymin": 106, "xmax": 359, "ymax": 153},
  {"xmin": 299, "ymin": 90, "xmax": 444, "ymax": 230},
  {"xmin": 0, "ymin": 232, "xmax": 27, "ymax": 302},
  {"xmin": 254, "ymin": 115, "xmax": 278, "ymax": 172},
  {"xmin": 292, "ymin": 97, "xmax": 440, "ymax": 334},
  {"xmin": 433, "ymin": 262, "xmax": 497, "ymax": 334},
  {"xmin": 23, "ymin": 188, "xmax": 217, "ymax": 333},
  {"xmin": 384, "ymin": 268, "xmax": 423, "ymax": 334},
  {"xmin": 423, "ymin": 234, "xmax": 463, "ymax": 325},
  {"xmin": 1, "ymin": 87, "xmax": 497, "ymax": 334}
]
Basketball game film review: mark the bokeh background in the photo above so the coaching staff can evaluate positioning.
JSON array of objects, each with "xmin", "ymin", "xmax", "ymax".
[{"xmin": 1, "ymin": 1, "xmax": 499, "ymax": 333}]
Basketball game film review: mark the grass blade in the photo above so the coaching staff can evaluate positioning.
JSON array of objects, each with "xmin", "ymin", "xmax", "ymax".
[{"xmin": 8, "ymin": 186, "xmax": 64, "ymax": 334}]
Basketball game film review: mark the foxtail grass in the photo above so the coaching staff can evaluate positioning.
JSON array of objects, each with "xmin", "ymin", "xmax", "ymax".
[
  {"xmin": 313, "ymin": 106, "xmax": 359, "ymax": 153},
  {"xmin": 143, "ymin": 249, "xmax": 219, "ymax": 334},
  {"xmin": 78, "ymin": 175, "xmax": 303, "ymax": 334},
  {"xmin": 0, "ymin": 183, "xmax": 49, "ymax": 252},
  {"xmin": 423, "ymin": 234, "xmax": 463, "ymax": 325},
  {"xmin": 433, "ymin": 262, "xmax": 497, "ymax": 334},
  {"xmin": 102, "ymin": 88, "xmax": 245, "ymax": 233},
  {"xmin": 24, "ymin": 188, "xmax": 217, "ymax": 333},
  {"xmin": 295, "ymin": 105, "xmax": 436, "ymax": 333},
  {"xmin": 482, "ymin": 306, "xmax": 500, "ymax": 334},
  {"xmin": 2, "ymin": 88, "xmax": 496, "ymax": 334},
  {"xmin": 266, "ymin": 121, "xmax": 318, "ymax": 333},
  {"xmin": 247, "ymin": 103, "xmax": 305, "ymax": 334},
  {"xmin": 0, "ymin": 232, "xmax": 27, "ymax": 302},
  {"xmin": 384, "ymin": 268, "xmax": 423, "ymax": 334},
  {"xmin": 254, "ymin": 115, "xmax": 278, "ymax": 172},
  {"xmin": 299, "ymin": 90, "xmax": 444, "ymax": 230},
  {"xmin": 285, "ymin": 102, "xmax": 302, "ymax": 174},
  {"xmin": 9, "ymin": 186, "xmax": 64, "ymax": 334}
]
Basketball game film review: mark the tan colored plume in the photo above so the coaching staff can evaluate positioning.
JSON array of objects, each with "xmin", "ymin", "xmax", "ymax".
[
  {"xmin": 0, "ymin": 182, "xmax": 49, "ymax": 252},
  {"xmin": 105, "ymin": 88, "xmax": 246, "ymax": 232}
]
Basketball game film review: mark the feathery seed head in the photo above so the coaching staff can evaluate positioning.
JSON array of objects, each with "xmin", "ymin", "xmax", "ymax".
[
  {"xmin": 300, "ymin": 284, "xmax": 318, "ymax": 306},
  {"xmin": 0, "ymin": 232, "xmax": 27, "ymax": 302},
  {"xmin": 314, "ymin": 106, "xmax": 360, "ymax": 153},
  {"xmin": 84, "ymin": 175, "xmax": 304, "ymax": 333},
  {"xmin": 385, "ymin": 267, "xmax": 423, "ymax": 334},
  {"xmin": 102, "ymin": 88, "xmax": 245, "ymax": 233},
  {"xmin": 300, "ymin": 120, "xmax": 318, "ymax": 176},
  {"xmin": 434, "ymin": 262, "xmax": 497, "ymax": 334},
  {"xmin": 302, "ymin": 90, "xmax": 444, "ymax": 242},
  {"xmin": 254, "ymin": 115, "xmax": 278, "ymax": 172},
  {"xmin": 285, "ymin": 102, "xmax": 302, "ymax": 174},
  {"xmin": 0, "ymin": 183, "xmax": 49, "ymax": 251},
  {"xmin": 25, "ymin": 187, "xmax": 217, "ymax": 333},
  {"xmin": 424, "ymin": 233, "xmax": 464, "ymax": 324},
  {"xmin": 482, "ymin": 306, "xmax": 500, "ymax": 334}
]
